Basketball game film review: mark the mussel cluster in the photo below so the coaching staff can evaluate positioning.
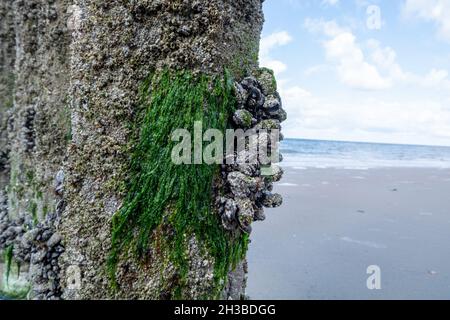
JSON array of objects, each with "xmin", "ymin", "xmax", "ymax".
[
  {"xmin": 218, "ymin": 68, "xmax": 286, "ymax": 234},
  {"xmin": 0, "ymin": 170, "xmax": 65, "ymax": 299},
  {"xmin": 21, "ymin": 106, "xmax": 36, "ymax": 152}
]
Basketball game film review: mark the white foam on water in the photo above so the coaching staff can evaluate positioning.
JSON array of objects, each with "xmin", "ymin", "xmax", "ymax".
[
  {"xmin": 277, "ymin": 183, "xmax": 299, "ymax": 187},
  {"xmin": 340, "ymin": 237, "xmax": 387, "ymax": 249},
  {"xmin": 281, "ymin": 139, "xmax": 450, "ymax": 170}
]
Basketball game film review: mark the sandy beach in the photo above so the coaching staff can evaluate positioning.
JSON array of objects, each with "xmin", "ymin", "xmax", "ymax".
[{"xmin": 247, "ymin": 167, "xmax": 450, "ymax": 300}]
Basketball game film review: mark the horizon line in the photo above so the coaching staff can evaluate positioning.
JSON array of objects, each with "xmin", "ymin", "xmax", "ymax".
[{"xmin": 283, "ymin": 137, "xmax": 450, "ymax": 149}]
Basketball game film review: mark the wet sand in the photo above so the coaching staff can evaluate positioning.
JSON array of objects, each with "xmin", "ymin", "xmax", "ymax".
[{"xmin": 247, "ymin": 167, "xmax": 450, "ymax": 300}]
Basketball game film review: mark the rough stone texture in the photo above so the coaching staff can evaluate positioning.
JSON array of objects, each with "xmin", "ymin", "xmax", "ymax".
[
  {"xmin": 59, "ymin": 0, "xmax": 265, "ymax": 300},
  {"xmin": 223, "ymin": 260, "xmax": 248, "ymax": 300},
  {"xmin": 0, "ymin": 0, "xmax": 15, "ymax": 227},
  {"xmin": 0, "ymin": 0, "xmax": 15, "ymax": 120},
  {"xmin": 0, "ymin": 0, "xmax": 71, "ymax": 299},
  {"xmin": 0, "ymin": 0, "xmax": 17, "ymax": 296},
  {"xmin": 7, "ymin": 0, "xmax": 71, "ymax": 223}
]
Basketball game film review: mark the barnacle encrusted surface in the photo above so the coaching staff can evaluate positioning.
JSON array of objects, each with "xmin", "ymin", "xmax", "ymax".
[
  {"xmin": 59, "ymin": 0, "xmax": 265, "ymax": 300},
  {"xmin": 0, "ymin": 0, "xmax": 282, "ymax": 300},
  {"xmin": 108, "ymin": 70, "xmax": 249, "ymax": 299},
  {"xmin": 109, "ymin": 68, "xmax": 286, "ymax": 299},
  {"xmin": 219, "ymin": 69, "xmax": 286, "ymax": 235}
]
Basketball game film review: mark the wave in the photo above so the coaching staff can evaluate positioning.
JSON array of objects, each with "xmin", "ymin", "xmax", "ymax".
[{"xmin": 280, "ymin": 139, "xmax": 450, "ymax": 169}]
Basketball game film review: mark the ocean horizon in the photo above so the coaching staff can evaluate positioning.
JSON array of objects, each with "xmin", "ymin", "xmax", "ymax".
[
  {"xmin": 281, "ymin": 138, "xmax": 450, "ymax": 170},
  {"xmin": 249, "ymin": 139, "xmax": 450, "ymax": 299}
]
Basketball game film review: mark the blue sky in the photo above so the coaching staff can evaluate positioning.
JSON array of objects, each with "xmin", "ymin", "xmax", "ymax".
[{"xmin": 261, "ymin": 0, "xmax": 450, "ymax": 146}]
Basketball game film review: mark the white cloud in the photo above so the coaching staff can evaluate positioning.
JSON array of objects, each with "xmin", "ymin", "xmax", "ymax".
[
  {"xmin": 368, "ymin": 39, "xmax": 450, "ymax": 88},
  {"xmin": 367, "ymin": 40, "xmax": 406, "ymax": 80},
  {"xmin": 280, "ymin": 85, "xmax": 450, "ymax": 146},
  {"xmin": 403, "ymin": 0, "xmax": 450, "ymax": 42},
  {"xmin": 305, "ymin": 19, "xmax": 450, "ymax": 90},
  {"xmin": 305, "ymin": 19, "xmax": 391, "ymax": 90},
  {"xmin": 260, "ymin": 31, "xmax": 293, "ymax": 75},
  {"xmin": 258, "ymin": 19, "xmax": 450, "ymax": 146},
  {"xmin": 322, "ymin": 0, "xmax": 339, "ymax": 6},
  {"xmin": 304, "ymin": 64, "xmax": 332, "ymax": 76},
  {"xmin": 287, "ymin": 0, "xmax": 340, "ymax": 7},
  {"xmin": 422, "ymin": 68, "xmax": 449, "ymax": 86}
]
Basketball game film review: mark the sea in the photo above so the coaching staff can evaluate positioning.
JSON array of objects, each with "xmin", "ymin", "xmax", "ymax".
[{"xmin": 281, "ymin": 139, "xmax": 450, "ymax": 169}]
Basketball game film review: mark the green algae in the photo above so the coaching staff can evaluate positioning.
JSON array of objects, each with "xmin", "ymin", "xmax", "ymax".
[
  {"xmin": 0, "ymin": 288, "xmax": 29, "ymax": 300},
  {"xmin": 108, "ymin": 70, "xmax": 249, "ymax": 297},
  {"xmin": 4, "ymin": 245, "xmax": 13, "ymax": 284}
]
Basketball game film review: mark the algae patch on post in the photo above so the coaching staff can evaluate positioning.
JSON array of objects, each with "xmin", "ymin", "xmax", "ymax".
[{"xmin": 108, "ymin": 71, "xmax": 249, "ymax": 295}]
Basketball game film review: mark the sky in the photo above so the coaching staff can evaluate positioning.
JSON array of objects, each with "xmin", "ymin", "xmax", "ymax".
[{"xmin": 260, "ymin": 0, "xmax": 450, "ymax": 146}]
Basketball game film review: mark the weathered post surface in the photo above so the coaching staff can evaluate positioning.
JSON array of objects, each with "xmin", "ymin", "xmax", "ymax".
[
  {"xmin": 0, "ymin": 0, "xmax": 16, "ymax": 294},
  {"xmin": 1, "ymin": 0, "xmax": 286, "ymax": 300},
  {"xmin": 0, "ymin": 0, "xmax": 71, "ymax": 298},
  {"xmin": 0, "ymin": 0, "xmax": 15, "ymax": 203}
]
